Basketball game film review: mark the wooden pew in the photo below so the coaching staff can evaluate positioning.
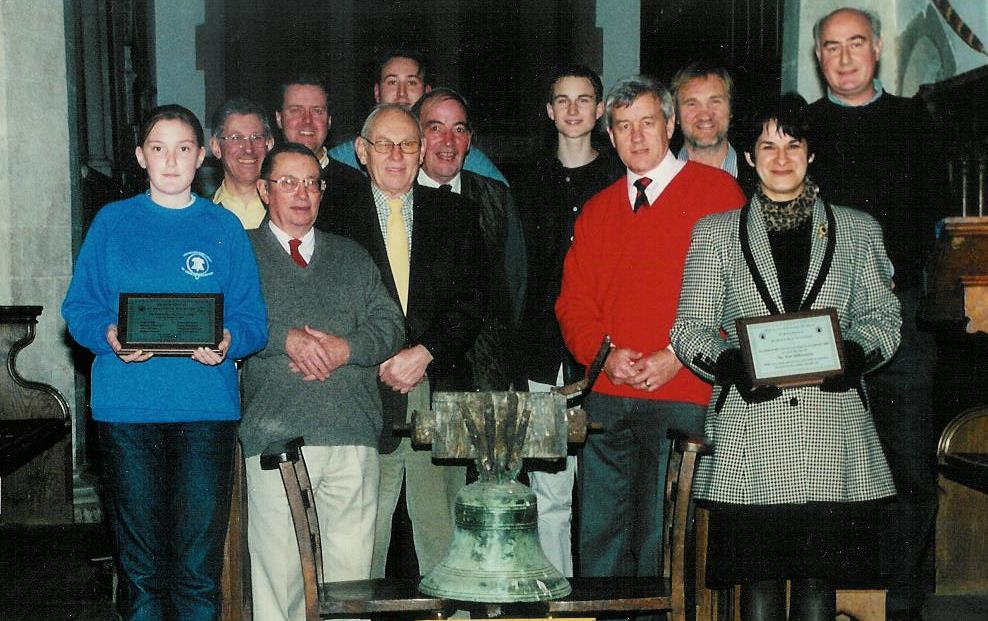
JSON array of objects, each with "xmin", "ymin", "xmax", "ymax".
[{"xmin": 0, "ymin": 306, "xmax": 71, "ymax": 524}]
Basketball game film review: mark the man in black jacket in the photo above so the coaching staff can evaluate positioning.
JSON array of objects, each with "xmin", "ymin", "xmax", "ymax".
[
  {"xmin": 412, "ymin": 87, "xmax": 526, "ymax": 391},
  {"xmin": 807, "ymin": 9, "xmax": 941, "ymax": 621},
  {"xmin": 318, "ymin": 103, "xmax": 485, "ymax": 579},
  {"xmin": 275, "ymin": 74, "xmax": 364, "ymax": 219}
]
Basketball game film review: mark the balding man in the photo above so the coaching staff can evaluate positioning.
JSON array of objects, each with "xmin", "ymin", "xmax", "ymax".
[
  {"xmin": 319, "ymin": 103, "xmax": 485, "ymax": 578},
  {"xmin": 807, "ymin": 9, "xmax": 941, "ymax": 620},
  {"xmin": 412, "ymin": 87, "xmax": 525, "ymax": 391}
]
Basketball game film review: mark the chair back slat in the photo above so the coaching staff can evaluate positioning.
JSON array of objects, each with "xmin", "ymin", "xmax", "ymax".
[
  {"xmin": 666, "ymin": 429, "xmax": 713, "ymax": 621},
  {"xmin": 261, "ymin": 437, "xmax": 322, "ymax": 621},
  {"xmin": 293, "ymin": 458, "xmax": 324, "ymax": 588}
]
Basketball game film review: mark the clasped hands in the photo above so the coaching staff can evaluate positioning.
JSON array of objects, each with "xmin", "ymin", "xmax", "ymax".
[
  {"xmin": 379, "ymin": 344, "xmax": 433, "ymax": 394},
  {"xmin": 603, "ymin": 346, "xmax": 683, "ymax": 392},
  {"xmin": 107, "ymin": 324, "xmax": 231, "ymax": 365},
  {"xmin": 286, "ymin": 325, "xmax": 350, "ymax": 381}
]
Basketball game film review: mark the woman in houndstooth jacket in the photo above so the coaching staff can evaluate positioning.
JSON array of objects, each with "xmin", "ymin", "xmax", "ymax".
[{"xmin": 670, "ymin": 93, "xmax": 901, "ymax": 621}]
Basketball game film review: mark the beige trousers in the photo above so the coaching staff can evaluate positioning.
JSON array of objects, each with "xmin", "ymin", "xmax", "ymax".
[
  {"xmin": 246, "ymin": 445, "xmax": 378, "ymax": 621},
  {"xmin": 371, "ymin": 380, "xmax": 466, "ymax": 577}
]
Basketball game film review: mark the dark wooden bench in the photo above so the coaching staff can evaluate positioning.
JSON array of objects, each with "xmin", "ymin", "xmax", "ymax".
[
  {"xmin": 0, "ymin": 306, "xmax": 71, "ymax": 523},
  {"xmin": 0, "ymin": 418, "xmax": 70, "ymax": 478}
]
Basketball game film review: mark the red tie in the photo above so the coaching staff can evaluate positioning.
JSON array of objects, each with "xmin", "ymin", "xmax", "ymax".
[
  {"xmin": 633, "ymin": 177, "xmax": 652, "ymax": 212},
  {"xmin": 289, "ymin": 238, "xmax": 307, "ymax": 268}
]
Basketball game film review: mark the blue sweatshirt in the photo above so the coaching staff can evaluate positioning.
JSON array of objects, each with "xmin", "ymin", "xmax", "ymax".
[{"xmin": 62, "ymin": 193, "xmax": 268, "ymax": 423}]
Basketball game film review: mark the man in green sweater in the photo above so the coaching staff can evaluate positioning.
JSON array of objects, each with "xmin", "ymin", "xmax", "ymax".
[{"xmin": 240, "ymin": 142, "xmax": 404, "ymax": 621}]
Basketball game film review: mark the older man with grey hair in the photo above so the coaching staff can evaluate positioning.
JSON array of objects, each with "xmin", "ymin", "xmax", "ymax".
[
  {"xmin": 209, "ymin": 98, "xmax": 274, "ymax": 228},
  {"xmin": 556, "ymin": 74, "xmax": 745, "ymax": 579},
  {"xmin": 318, "ymin": 102, "xmax": 486, "ymax": 578},
  {"xmin": 412, "ymin": 87, "xmax": 526, "ymax": 392},
  {"xmin": 807, "ymin": 8, "xmax": 942, "ymax": 621},
  {"xmin": 242, "ymin": 141, "xmax": 405, "ymax": 620}
]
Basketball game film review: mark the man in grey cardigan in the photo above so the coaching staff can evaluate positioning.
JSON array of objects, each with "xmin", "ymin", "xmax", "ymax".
[{"xmin": 241, "ymin": 142, "xmax": 404, "ymax": 621}]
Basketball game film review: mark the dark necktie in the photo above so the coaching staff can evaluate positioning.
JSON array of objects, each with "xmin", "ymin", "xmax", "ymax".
[
  {"xmin": 633, "ymin": 177, "xmax": 652, "ymax": 212},
  {"xmin": 439, "ymin": 184, "xmax": 453, "ymax": 192},
  {"xmin": 289, "ymin": 238, "xmax": 307, "ymax": 268}
]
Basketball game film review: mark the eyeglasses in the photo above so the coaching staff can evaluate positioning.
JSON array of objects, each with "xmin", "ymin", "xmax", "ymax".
[
  {"xmin": 264, "ymin": 176, "xmax": 326, "ymax": 194},
  {"xmin": 217, "ymin": 133, "xmax": 269, "ymax": 145},
  {"xmin": 360, "ymin": 136, "xmax": 421, "ymax": 155}
]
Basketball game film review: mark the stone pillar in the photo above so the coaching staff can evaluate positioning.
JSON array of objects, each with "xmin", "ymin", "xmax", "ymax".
[
  {"xmin": 154, "ymin": 0, "xmax": 206, "ymax": 122},
  {"xmin": 0, "ymin": 2, "xmax": 77, "ymax": 471},
  {"xmin": 597, "ymin": 0, "xmax": 640, "ymax": 92}
]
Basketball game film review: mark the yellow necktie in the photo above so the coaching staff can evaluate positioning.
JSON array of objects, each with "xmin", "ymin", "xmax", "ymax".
[{"xmin": 386, "ymin": 198, "xmax": 410, "ymax": 313}]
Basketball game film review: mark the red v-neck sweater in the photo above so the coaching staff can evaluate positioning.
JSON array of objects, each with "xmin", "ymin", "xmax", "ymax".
[{"xmin": 556, "ymin": 161, "xmax": 745, "ymax": 403}]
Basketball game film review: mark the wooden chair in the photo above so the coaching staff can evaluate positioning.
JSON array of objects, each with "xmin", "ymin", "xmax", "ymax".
[
  {"xmin": 259, "ymin": 437, "xmax": 324, "ymax": 621},
  {"xmin": 262, "ymin": 429, "xmax": 712, "ymax": 621},
  {"xmin": 935, "ymin": 406, "xmax": 988, "ymax": 594},
  {"xmin": 220, "ymin": 441, "xmax": 251, "ymax": 621}
]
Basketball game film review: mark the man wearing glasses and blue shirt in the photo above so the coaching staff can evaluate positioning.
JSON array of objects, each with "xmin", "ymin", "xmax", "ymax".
[
  {"xmin": 209, "ymin": 98, "xmax": 274, "ymax": 229},
  {"xmin": 319, "ymin": 103, "xmax": 485, "ymax": 579}
]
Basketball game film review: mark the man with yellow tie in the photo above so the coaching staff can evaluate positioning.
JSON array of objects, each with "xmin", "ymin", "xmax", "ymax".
[{"xmin": 319, "ymin": 102, "xmax": 486, "ymax": 578}]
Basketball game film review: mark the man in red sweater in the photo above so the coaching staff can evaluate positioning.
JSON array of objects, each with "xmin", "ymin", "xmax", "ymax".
[{"xmin": 556, "ymin": 75, "xmax": 744, "ymax": 578}]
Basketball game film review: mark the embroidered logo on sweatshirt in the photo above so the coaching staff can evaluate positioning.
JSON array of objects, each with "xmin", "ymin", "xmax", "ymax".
[{"xmin": 183, "ymin": 251, "xmax": 214, "ymax": 280}]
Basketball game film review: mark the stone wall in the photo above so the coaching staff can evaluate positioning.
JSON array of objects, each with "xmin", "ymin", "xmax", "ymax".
[{"xmin": 0, "ymin": 2, "xmax": 77, "ymax": 452}]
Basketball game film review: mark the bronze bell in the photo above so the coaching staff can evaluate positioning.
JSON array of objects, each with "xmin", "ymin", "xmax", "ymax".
[
  {"xmin": 419, "ymin": 479, "xmax": 570, "ymax": 602},
  {"xmin": 416, "ymin": 391, "xmax": 576, "ymax": 602}
]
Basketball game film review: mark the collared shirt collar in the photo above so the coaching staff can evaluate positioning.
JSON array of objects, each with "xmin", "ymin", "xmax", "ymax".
[
  {"xmin": 316, "ymin": 146, "xmax": 330, "ymax": 169},
  {"xmin": 267, "ymin": 220, "xmax": 315, "ymax": 262},
  {"xmin": 827, "ymin": 78, "xmax": 884, "ymax": 107},
  {"xmin": 213, "ymin": 180, "xmax": 266, "ymax": 229},
  {"xmin": 625, "ymin": 150, "xmax": 686, "ymax": 209},
  {"xmin": 417, "ymin": 169, "xmax": 462, "ymax": 194},
  {"xmin": 677, "ymin": 142, "xmax": 739, "ymax": 178},
  {"xmin": 370, "ymin": 184, "xmax": 414, "ymax": 250}
]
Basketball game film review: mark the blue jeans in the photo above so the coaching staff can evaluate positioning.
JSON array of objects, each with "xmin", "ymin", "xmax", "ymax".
[
  {"xmin": 577, "ymin": 393, "xmax": 705, "ymax": 578},
  {"xmin": 99, "ymin": 421, "xmax": 237, "ymax": 621}
]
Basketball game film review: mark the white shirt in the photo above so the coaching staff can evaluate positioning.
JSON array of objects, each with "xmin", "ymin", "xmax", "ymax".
[
  {"xmin": 417, "ymin": 169, "xmax": 462, "ymax": 194},
  {"xmin": 624, "ymin": 150, "xmax": 686, "ymax": 209},
  {"xmin": 268, "ymin": 221, "xmax": 315, "ymax": 263}
]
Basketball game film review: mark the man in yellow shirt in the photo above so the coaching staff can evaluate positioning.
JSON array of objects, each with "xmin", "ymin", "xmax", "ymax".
[{"xmin": 209, "ymin": 99, "xmax": 274, "ymax": 228}]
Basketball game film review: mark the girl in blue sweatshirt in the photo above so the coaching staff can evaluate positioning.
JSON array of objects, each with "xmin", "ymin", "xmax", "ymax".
[{"xmin": 62, "ymin": 105, "xmax": 267, "ymax": 621}]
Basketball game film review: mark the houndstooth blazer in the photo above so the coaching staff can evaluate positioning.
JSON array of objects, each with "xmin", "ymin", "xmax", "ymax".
[{"xmin": 670, "ymin": 196, "xmax": 901, "ymax": 505}]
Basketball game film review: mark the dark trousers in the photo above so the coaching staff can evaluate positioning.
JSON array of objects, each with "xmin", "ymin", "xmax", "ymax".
[
  {"xmin": 99, "ymin": 420, "xmax": 238, "ymax": 621},
  {"xmin": 868, "ymin": 289, "xmax": 938, "ymax": 612},
  {"xmin": 578, "ymin": 393, "xmax": 704, "ymax": 577}
]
